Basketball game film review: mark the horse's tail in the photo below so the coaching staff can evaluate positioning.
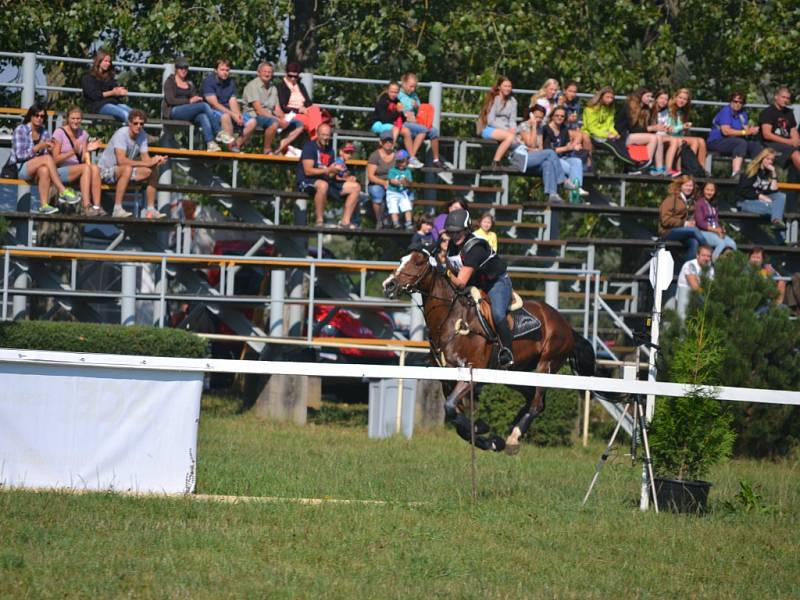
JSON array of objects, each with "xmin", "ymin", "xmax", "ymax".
[{"xmin": 570, "ymin": 330, "xmax": 596, "ymax": 377}]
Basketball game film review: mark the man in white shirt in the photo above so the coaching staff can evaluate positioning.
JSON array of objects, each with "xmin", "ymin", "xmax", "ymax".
[{"xmin": 677, "ymin": 245, "xmax": 714, "ymax": 317}]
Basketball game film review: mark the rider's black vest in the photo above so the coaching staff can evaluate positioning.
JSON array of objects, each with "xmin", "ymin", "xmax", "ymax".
[{"xmin": 448, "ymin": 235, "xmax": 506, "ymax": 289}]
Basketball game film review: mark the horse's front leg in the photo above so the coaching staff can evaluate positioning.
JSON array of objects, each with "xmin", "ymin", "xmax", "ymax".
[
  {"xmin": 505, "ymin": 360, "xmax": 551, "ymax": 454},
  {"xmin": 444, "ymin": 380, "xmax": 472, "ymax": 421}
]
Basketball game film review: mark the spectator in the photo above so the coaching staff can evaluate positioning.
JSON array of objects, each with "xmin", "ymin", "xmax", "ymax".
[
  {"xmin": 737, "ymin": 147, "xmax": 787, "ymax": 243},
  {"xmin": 432, "ymin": 197, "xmax": 468, "ymax": 241},
  {"xmin": 276, "ymin": 62, "xmax": 318, "ymax": 134},
  {"xmin": 436, "ymin": 231, "xmax": 451, "ymax": 269},
  {"xmin": 398, "ymin": 73, "xmax": 447, "ymax": 169},
  {"xmin": 748, "ymin": 246, "xmax": 786, "ymax": 307},
  {"xmin": 52, "ymin": 106, "xmax": 104, "ymax": 215},
  {"xmin": 242, "ymin": 61, "xmax": 304, "ymax": 155},
  {"xmin": 512, "ymin": 104, "xmax": 568, "ymax": 202},
  {"xmin": 295, "ymin": 122, "xmax": 359, "ymax": 229},
  {"xmin": 386, "ymin": 150, "xmax": 415, "ymax": 230},
  {"xmin": 162, "ymin": 56, "xmax": 221, "ymax": 152},
  {"xmin": 8, "ymin": 103, "xmax": 80, "ymax": 214},
  {"xmin": 96, "ymin": 109, "xmax": 168, "ymax": 219},
  {"xmin": 81, "ymin": 48, "xmax": 131, "ymax": 123},
  {"xmin": 477, "ymin": 77, "xmax": 518, "ymax": 168},
  {"xmin": 707, "ymin": 91, "xmax": 763, "ymax": 177},
  {"xmin": 543, "ymin": 105, "xmax": 588, "ymax": 196},
  {"xmin": 758, "ymin": 86, "xmax": 800, "ymax": 173},
  {"xmin": 658, "ymin": 175, "xmax": 706, "ymax": 263},
  {"xmin": 410, "ymin": 214, "xmax": 434, "ymax": 247},
  {"xmin": 665, "ymin": 88, "xmax": 708, "ymax": 172},
  {"xmin": 583, "ymin": 86, "xmax": 639, "ymax": 169},
  {"xmin": 694, "ymin": 182, "xmax": 737, "ymax": 260},
  {"xmin": 473, "ymin": 211, "xmax": 498, "ymax": 251},
  {"xmin": 556, "ymin": 81, "xmax": 593, "ymax": 170},
  {"xmin": 334, "ymin": 143, "xmax": 357, "ymax": 182},
  {"xmin": 366, "ymin": 130, "xmax": 396, "ymax": 229},
  {"xmin": 652, "ymin": 89, "xmax": 684, "ymax": 176},
  {"xmin": 530, "ymin": 78, "xmax": 560, "ymax": 120},
  {"xmin": 367, "ymin": 82, "xmax": 418, "ymax": 166},
  {"xmin": 615, "ymin": 88, "xmax": 666, "ymax": 174},
  {"xmin": 677, "ymin": 244, "xmax": 714, "ymax": 317},
  {"xmin": 200, "ymin": 58, "xmax": 256, "ymax": 152}
]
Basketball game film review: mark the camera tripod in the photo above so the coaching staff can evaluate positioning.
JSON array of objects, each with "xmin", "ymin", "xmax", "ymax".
[{"xmin": 581, "ymin": 392, "xmax": 659, "ymax": 513}]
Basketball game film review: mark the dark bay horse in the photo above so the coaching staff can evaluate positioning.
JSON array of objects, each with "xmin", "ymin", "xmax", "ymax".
[{"xmin": 383, "ymin": 248, "xmax": 595, "ymax": 454}]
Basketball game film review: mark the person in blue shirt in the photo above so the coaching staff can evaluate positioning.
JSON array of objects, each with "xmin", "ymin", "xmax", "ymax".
[
  {"xmin": 398, "ymin": 73, "xmax": 447, "ymax": 169},
  {"xmin": 200, "ymin": 58, "xmax": 257, "ymax": 152},
  {"xmin": 707, "ymin": 92, "xmax": 762, "ymax": 177},
  {"xmin": 386, "ymin": 149, "xmax": 415, "ymax": 230}
]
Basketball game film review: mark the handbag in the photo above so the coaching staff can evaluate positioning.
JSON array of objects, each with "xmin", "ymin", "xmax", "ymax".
[
  {"xmin": 417, "ymin": 103, "xmax": 435, "ymax": 129},
  {"xmin": 626, "ymin": 144, "xmax": 650, "ymax": 162},
  {"xmin": 679, "ymin": 143, "xmax": 706, "ymax": 177},
  {"xmin": 1, "ymin": 156, "xmax": 17, "ymax": 179}
]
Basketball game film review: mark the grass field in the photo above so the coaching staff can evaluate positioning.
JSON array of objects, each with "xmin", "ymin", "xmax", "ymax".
[{"xmin": 1, "ymin": 401, "xmax": 799, "ymax": 599}]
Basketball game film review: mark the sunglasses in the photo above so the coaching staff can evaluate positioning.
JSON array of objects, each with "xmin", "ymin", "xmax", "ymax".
[
  {"xmin": 33, "ymin": 113, "xmax": 46, "ymax": 118},
  {"xmin": 286, "ymin": 73, "xmax": 299, "ymax": 79},
  {"xmin": 177, "ymin": 65, "xmax": 189, "ymax": 70}
]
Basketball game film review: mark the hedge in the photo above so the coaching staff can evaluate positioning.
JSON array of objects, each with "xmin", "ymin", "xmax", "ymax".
[{"xmin": 0, "ymin": 321, "xmax": 208, "ymax": 359}]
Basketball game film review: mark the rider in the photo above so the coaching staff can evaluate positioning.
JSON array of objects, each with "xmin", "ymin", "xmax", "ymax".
[{"xmin": 444, "ymin": 208, "xmax": 515, "ymax": 368}]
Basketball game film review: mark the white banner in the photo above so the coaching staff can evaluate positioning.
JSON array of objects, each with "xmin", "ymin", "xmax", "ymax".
[{"xmin": 0, "ymin": 362, "xmax": 202, "ymax": 493}]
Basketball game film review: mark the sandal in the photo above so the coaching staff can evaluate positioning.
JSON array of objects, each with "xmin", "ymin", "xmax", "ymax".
[{"xmin": 337, "ymin": 221, "xmax": 358, "ymax": 230}]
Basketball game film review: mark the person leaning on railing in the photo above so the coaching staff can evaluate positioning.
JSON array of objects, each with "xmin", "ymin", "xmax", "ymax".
[
  {"xmin": 162, "ymin": 56, "xmax": 222, "ymax": 152},
  {"xmin": 52, "ymin": 106, "xmax": 105, "ymax": 215},
  {"xmin": 706, "ymin": 91, "xmax": 762, "ymax": 178},
  {"xmin": 80, "ymin": 48, "xmax": 132, "ymax": 123},
  {"xmin": 6, "ymin": 103, "xmax": 80, "ymax": 214}
]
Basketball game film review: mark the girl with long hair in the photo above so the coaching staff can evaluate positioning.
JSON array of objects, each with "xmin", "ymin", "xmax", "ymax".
[
  {"xmin": 398, "ymin": 72, "xmax": 447, "ymax": 169},
  {"xmin": 615, "ymin": 88, "xmax": 665, "ymax": 173},
  {"xmin": 665, "ymin": 88, "xmax": 707, "ymax": 171},
  {"xmin": 658, "ymin": 175, "xmax": 705, "ymax": 262},
  {"xmin": 583, "ymin": 86, "xmax": 638, "ymax": 168},
  {"xmin": 81, "ymin": 48, "xmax": 132, "ymax": 122},
  {"xmin": 477, "ymin": 77, "xmax": 518, "ymax": 168},
  {"xmin": 737, "ymin": 147, "xmax": 787, "ymax": 242},
  {"xmin": 52, "ymin": 106, "xmax": 104, "ymax": 215},
  {"xmin": 694, "ymin": 181, "xmax": 737, "ymax": 259},
  {"xmin": 530, "ymin": 78, "xmax": 560, "ymax": 120},
  {"xmin": 367, "ymin": 82, "xmax": 417, "ymax": 165}
]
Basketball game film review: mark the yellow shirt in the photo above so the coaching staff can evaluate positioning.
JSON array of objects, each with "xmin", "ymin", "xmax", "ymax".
[{"xmin": 473, "ymin": 228, "xmax": 497, "ymax": 251}]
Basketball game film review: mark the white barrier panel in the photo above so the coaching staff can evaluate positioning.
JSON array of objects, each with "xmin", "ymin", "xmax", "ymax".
[
  {"xmin": 0, "ymin": 360, "xmax": 202, "ymax": 494},
  {"xmin": 0, "ymin": 348, "xmax": 798, "ymax": 406}
]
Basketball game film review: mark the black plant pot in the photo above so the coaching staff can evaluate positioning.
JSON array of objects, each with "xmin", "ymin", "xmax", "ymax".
[{"xmin": 655, "ymin": 477, "xmax": 712, "ymax": 513}]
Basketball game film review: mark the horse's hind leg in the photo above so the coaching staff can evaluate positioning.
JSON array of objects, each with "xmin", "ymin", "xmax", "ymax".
[{"xmin": 504, "ymin": 361, "xmax": 551, "ymax": 454}]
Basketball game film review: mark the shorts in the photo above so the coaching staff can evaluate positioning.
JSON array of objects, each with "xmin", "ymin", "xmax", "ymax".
[
  {"xmin": 254, "ymin": 115, "xmax": 278, "ymax": 129},
  {"xmin": 764, "ymin": 141, "xmax": 797, "ymax": 168},
  {"xmin": 100, "ymin": 165, "xmax": 141, "ymax": 184},
  {"xmin": 57, "ymin": 164, "xmax": 79, "ymax": 182},
  {"xmin": 370, "ymin": 122, "xmax": 395, "ymax": 135},
  {"xmin": 211, "ymin": 109, "xmax": 253, "ymax": 130},
  {"xmin": 386, "ymin": 189, "xmax": 413, "ymax": 214},
  {"xmin": 368, "ymin": 184, "xmax": 386, "ymax": 204},
  {"xmin": 481, "ymin": 126, "xmax": 496, "ymax": 140},
  {"xmin": 404, "ymin": 121, "xmax": 439, "ymax": 139},
  {"xmin": 16, "ymin": 161, "xmax": 31, "ymax": 180},
  {"xmin": 298, "ymin": 179, "xmax": 342, "ymax": 202}
]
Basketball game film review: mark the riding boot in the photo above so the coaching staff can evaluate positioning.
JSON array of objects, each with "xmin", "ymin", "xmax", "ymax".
[{"xmin": 495, "ymin": 319, "xmax": 514, "ymax": 368}]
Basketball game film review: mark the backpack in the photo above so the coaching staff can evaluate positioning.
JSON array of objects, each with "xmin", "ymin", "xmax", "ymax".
[{"xmin": 679, "ymin": 144, "xmax": 706, "ymax": 177}]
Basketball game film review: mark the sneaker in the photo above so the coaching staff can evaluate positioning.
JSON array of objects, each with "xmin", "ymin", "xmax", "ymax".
[
  {"xmin": 649, "ymin": 166, "xmax": 666, "ymax": 176},
  {"xmin": 87, "ymin": 205, "xmax": 107, "ymax": 217},
  {"xmin": 404, "ymin": 222, "xmax": 414, "ymax": 231},
  {"xmin": 667, "ymin": 169, "xmax": 682, "ymax": 177},
  {"xmin": 579, "ymin": 187, "xmax": 590, "ymax": 197},
  {"xmin": 392, "ymin": 222, "xmax": 402, "ymax": 230},
  {"xmin": 285, "ymin": 145, "xmax": 302, "ymax": 158},
  {"xmin": 548, "ymin": 193, "xmax": 564, "ymax": 203},
  {"xmin": 145, "ymin": 209, "xmax": 166, "ymax": 220},
  {"xmin": 408, "ymin": 156, "xmax": 424, "ymax": 169},
  {"xmin": 215, "ymin": 130, "xmax": 236, "ymax": 145},
  {"xmin": 112, "ymin": 205, "xmax": 132, "ymax": 218},
  {"xmin": 206, "ymin": 141, "xmax": 222, "ymax": 152},
  {"xmin": 431, "ymin": 158, "xmax": 449, "ymax": 170},
  {"xmin": 38, "ymin": 203, "xmax": 58, "ymax": 214},
  {"xmin": 731, "ymin": 170, "xmax": 740, "ymax": 179},
  {"xmin": 227, "ymin": 142, "xmax": 241, "ymax": 153},
  {"xmin": 58, "ymin": 188, "xmax": 81, "ymax": 205}
]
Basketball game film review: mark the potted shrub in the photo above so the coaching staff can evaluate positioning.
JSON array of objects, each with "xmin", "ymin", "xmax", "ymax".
[{"xmin": 649, "ymin": 304, "xmax": 735, "ymax": 513}]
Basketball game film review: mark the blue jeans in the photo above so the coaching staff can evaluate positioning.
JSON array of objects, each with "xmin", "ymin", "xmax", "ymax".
[
  {"xmin": 404, "ymin": 121, "xmax": 439, "ymax": 139},
  {"xmin": 487, "ymin": 274, "xmax": 513, "ymax": 346},
  {"xmin": 664, "ymin": 226, "xmax": 705, "ymax": 263},
  {"xmin": 559, "ymin": 156, "xmax": 583, "ymax": 187},
  {"xmin": 739, "ymin": 192, "xmax": 786, "ymax": 223},
  {"xmin": 170, "ymin": 102, "xmax": 218, "ymax": 143},
  {"xmin": 368, "ymin": 184, "xmax": 386, "ymax": 205},
  {"xmin": 98, "ymin": 103, "xmax": 132, "ymax": 122},
  {"xmin": 700, "ymin": 230, "xmax": 737, "ymax": 260},
  {"xmin": 524, "ymin": 149, "xmax": 565, "ymax": 194}
]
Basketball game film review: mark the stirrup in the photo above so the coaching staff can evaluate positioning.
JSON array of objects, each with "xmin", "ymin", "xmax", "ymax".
[{"xmin": 497, "ymin": 347, "xmax": 514, "ymax": 368}]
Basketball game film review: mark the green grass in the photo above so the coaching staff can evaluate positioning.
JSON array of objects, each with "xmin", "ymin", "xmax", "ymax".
[{"xmin": 1, "ymin": 410, "xmax": 799, "ymax": 599}]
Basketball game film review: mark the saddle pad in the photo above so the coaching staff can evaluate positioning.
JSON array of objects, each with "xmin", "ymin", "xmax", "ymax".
[
  {"xmin": 510, "ymin": 307, "xmax": 541, "ymax": 339},
  {"xmin": 468, "ymin": 287, "xmax": 541, "ymax": 339}
]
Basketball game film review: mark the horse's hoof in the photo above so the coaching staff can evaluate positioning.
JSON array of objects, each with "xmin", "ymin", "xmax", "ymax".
[
  {"xmin": 505, "ymin": 443, "xmax": 520, "ymax": 456},
  {"xmin": 490, "ymin": 435, "xmax": 506, "ymax": 452}
]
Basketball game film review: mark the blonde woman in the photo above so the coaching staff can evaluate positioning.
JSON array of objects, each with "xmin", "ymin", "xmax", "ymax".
[
  {"xmin": 666, "ymin": 88, "xmax": 707, "ymax": 169},
  {"xmin": 477, "ymin": 77, "xmax": 517, "ymax": 168},
  {"xmin": 52, "ymin": 106, "xmax": 104, "ymax": 214},
  {"xmin": 530, "ymin": 78, "xmax": 559, "ymax": 120},
  {"xmin": 737, "ymin": 147, "xmax": 786, "ymax": 240},
  {"xmin": 583, "ymin": 87, "xmax": 638, "ymax": 168}
]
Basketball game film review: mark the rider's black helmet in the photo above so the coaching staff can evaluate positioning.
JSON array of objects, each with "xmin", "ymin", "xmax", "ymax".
[{"xmin": 444, "ymin": 209, "xmax": 470, "ymax": 233}]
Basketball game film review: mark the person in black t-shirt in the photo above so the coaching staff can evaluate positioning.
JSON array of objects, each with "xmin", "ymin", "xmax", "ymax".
[
  {"xmin": 758, "ymin": 87, "xmax": 800, "ymax": 171},
  {"xmin": 444, "ymin": 209, "xmax": 514, "ymax": 368}
]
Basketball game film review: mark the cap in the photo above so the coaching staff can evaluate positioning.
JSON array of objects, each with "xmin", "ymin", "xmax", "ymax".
[
  {"xmin": 395, "ymin": 149, "xmax": 409, "ymax": 161},
  {"xmin": 175, "ymin": 57, "xmax": 189, "ymax": 69},
  {"xmin": 379, "ymin": 130, "xmax": 394, "ymax": 142},
  {"xmin": 341, "ymin": 143, "xmax": 356, "ymax": 153},
  {"xmin": 444, "ymin": 209, "xmax": 471, "ymax": 233}
]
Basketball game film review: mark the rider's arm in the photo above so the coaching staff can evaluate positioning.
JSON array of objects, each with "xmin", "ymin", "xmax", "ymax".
[{"xmin": 450, "ymin": 266, "xmax": 474, "ymax": 288}]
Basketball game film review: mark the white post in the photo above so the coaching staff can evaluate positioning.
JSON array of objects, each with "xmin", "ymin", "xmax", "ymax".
[
  {"xmin": 429, "ymin": 81, "xmax": 443, "ymax": 132},
  {"xmin": 301, "ymin": 72, "xmax": 314, "ymax": 101},
  {"xmin": 647, "ymin": 245, "xmax": 673, "ymax": 422},
  {"xmin": 158, "ymin": 63, "xmax": 174, "ymax": 212},
  {"xmin": 545, "ymin": 280, "xmax": 559, "ymax": 309},
  {"xmin": 120, "ymin": 263, "xmax": 137, "ymax": 326},
  {"xmin": 12, "ymin": 266, "xmax": 30, "ymax": 320},
  {"xmin": 409, "ymin": 292, "xmax": 424, "ymax": 341},
  {"xmin": 20, "ymin": 52, "xmax": 36, "ymax": 109},
  {"xmin": 269, "ymin": 270, "xmax": 286, "ymax": 337}
]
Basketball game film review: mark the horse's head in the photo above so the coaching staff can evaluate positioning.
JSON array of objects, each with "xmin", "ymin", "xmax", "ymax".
[{"xmin": 383, "ymin": 247, "xmax": 437, "ymax": 299}]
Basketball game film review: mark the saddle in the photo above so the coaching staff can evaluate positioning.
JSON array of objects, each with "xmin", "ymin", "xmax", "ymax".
[{"xmin": 468, "ymin": 287, "xmax": 541, "ymax": 340}]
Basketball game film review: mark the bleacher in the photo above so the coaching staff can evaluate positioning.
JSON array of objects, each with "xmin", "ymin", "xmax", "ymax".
[{"xmin": 1, "ymin": 59, "xmax": 799, "ymax": 362}]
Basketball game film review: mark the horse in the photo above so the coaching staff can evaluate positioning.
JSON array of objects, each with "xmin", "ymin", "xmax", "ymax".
[{"xmin": 383, "ymin": 247, "xmax": 596, "ymax": 454}]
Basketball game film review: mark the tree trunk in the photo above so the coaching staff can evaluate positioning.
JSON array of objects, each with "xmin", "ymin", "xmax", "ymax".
[{"xmin": 287, "ymin": 0, "xmax": 320, "ymax": 69}]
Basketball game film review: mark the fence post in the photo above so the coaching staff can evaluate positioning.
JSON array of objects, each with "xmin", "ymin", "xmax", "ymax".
[
  {"xmin": 429, "ymin": 81, "xmax": 443, "ymax": 132},
  {"xmin": 158, "ymin": 63, "xmax": 174, "ymax": 212},
  {"xmin": 20, "ymin": 52, "xmax": 36, "ymax": 109},
  {"xmin": 269, "ymin": 269, "xmax": 286, "ymax": 337},
  {"xmin": 301, "ymin": 72, "xmax": 314, "ymax": 101},
  {"xmin": 120, "ymin": 263, "xmax": 137, "ymax": 326},
  {"xmin": 545, "ymin": 281, "xmax": 559, "ymax": 309}
]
